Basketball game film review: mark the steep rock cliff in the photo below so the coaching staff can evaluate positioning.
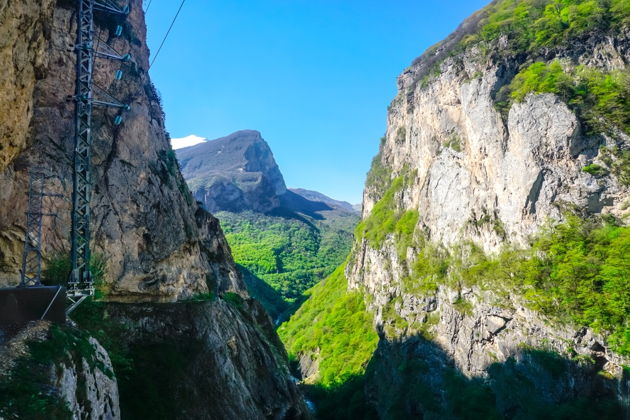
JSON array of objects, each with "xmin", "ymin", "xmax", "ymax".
[
  {"xmin": 0, "ymin": 0, "xmax": 55, "ymax": 171},
  {"xmin": 0, "ymin": 0, "xmax": 307, "ymax": 418},
  {"xmin": 279, "ymin": 1, "xmax": 630, "ymax": 418},
  {"xmin": 102, "ymin": 299, "xmax": 306, "ymax": 419},
  {"xmin": 343, "ymin": 1, "xmax": 630, "ymax": 416},
  {"xmin": 360, "ymin": 30, "xmax": 629, "ymax": 253}
]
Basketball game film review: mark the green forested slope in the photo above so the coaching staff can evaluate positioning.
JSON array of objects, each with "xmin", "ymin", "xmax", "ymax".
[
  {"xmin": 416, "ymin": 0, "xmax": 629, "ymax": 89},
  {"xmin": 278, "ymin": 265, "xmax": 379, "ymax": 386},
  {"xmin": 218, "ymin": 210, "xmax": 358, "ymax": 320},
  {"xmin": 473, "ymin": 0, "xmax": 628, "ymax": 52},
  {"xmin": 486, "ymin": 0, "xmax": 627, "ymax": 46},
  {"xmin": 278, "ymin": 265, "xmax": 380, "ymax": 419}
]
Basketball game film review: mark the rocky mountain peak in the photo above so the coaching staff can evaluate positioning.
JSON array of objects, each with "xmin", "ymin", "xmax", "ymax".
[{"xmin": 176, "ymin": 130, "xmax": 287, "ymax": 213}]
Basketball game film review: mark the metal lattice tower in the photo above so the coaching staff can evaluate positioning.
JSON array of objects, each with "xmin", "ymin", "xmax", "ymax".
[
  {"xmin": 19, "ymin": 170, "xmax": 58, "ymax": 287},
  {"xmin": 68, "ymin": 0, "xmax": 130, "ymax": 311}
]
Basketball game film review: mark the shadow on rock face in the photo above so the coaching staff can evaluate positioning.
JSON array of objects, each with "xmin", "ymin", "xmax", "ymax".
[
  {"xmin": 72, "ymin": 299, "xmax": 309, "ymax": 420},
  {"xmin": 302, "ymin": 333, "xmax": 627, "ymax": 420}
]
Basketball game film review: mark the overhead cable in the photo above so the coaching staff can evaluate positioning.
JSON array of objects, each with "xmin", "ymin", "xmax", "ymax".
[{"xmin": 149, "ymin": 0, "xmax": 187, "ymax": 69}]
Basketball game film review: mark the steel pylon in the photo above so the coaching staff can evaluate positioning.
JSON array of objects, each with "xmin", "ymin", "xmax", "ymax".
[
  {"xmin": 19, "ymin": 170, "xmax": 60, "ymax": 287},
  {"xmin": 68, "ymin": 0, "xmax": 130, "ymax": 311}
]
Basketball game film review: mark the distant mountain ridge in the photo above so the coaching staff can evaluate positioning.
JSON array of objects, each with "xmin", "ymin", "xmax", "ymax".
[{"xmin": 287, "ymin": 188, "xmax": 356, "ymax": 214}]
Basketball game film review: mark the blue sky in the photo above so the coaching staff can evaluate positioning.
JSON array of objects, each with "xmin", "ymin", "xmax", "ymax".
[{"xmin": 145, "ymin": 0, "xmax": 489, "ymax": 204}]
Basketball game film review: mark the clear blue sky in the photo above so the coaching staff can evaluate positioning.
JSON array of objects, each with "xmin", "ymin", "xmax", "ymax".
[{"xmin": 145, "ymin": 0, "xmax": 489, "ymax": 204}]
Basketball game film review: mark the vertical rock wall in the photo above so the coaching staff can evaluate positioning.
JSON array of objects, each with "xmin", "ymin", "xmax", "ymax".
[
  {"xmin": 345, "ymin": 7, "xmax": 629, "ymax": 418},
  {"xmin": 0, "ymin": 0, "xmax": 243, "ymax": 300},
  {"xmin": 0, "ymin": 0, "xmax": 55, "ymax": 170}
]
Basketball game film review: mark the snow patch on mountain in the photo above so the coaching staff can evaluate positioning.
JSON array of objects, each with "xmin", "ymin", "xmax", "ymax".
[{"xmin": 171, "ymin": 134, "xmax": 207, "ymax": 150}]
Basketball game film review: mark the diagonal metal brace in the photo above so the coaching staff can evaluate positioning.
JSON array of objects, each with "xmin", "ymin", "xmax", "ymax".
[{"xmin": 66, "ymin": 294, "xmax": 90, "ymax": 315}]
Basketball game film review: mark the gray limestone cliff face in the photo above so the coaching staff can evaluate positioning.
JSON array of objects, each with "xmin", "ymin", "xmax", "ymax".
[
  {"xmin": 361, "ymin": 29, "xmax": 629, "ymax": 252},
  {"xmin": 0, "ymin": 0, "xmax": 243, "ymax": 300},
  {"xmin": 176, "ymin": 130, "xmax": 287, "ymax": 213},
  {"xmin": 346, "ymin": 12, "xmax": 629, "ymax": 417},
  {"xmin": 54, "ymin": 336, "xmax": 120, "ymax": 419}
]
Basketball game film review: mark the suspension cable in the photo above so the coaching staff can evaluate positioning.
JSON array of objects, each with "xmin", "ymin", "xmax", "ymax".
[
  {"xmin": 149, "ymin": 0, "xmax": 187, "ymax": 69},
  {"xmin": 144, "ymin": 0, "xmax": 153, "ymax": 14}
]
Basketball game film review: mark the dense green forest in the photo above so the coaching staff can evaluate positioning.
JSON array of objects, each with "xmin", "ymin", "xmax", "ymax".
[
  {"xmin": 278, "ymin": 266, "xmax": 380, "ymax": 419},
  {"xmin": 474, "ymin": 0, "xmax": 628, "ymax": 52},
  {"xmin": 437, "ymin": 0, "xmax": 630, "ymax": 61},
  {"xmin": 418, "ymin": 0, "xmax": 629, "ymax": 89},
  {"xmin": 218, "ymin": 210, "xmax": 358, "ymax": 320}
]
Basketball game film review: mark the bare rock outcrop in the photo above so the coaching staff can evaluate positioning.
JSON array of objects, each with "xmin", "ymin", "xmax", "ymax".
[
  {"xmin": 0, "ymin": 321, "xmax": 120, "ymax": 420},
  {"xmin": 54, "ymin": 335, "xmax": 120, "ymax": 419},
  {"xmin": 176, "ymin": 130, "xmax": 288, "ymax": 213},
  {"xmin": 0, "ymin": 0, "xmax": 55, "ymax": 171}
]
